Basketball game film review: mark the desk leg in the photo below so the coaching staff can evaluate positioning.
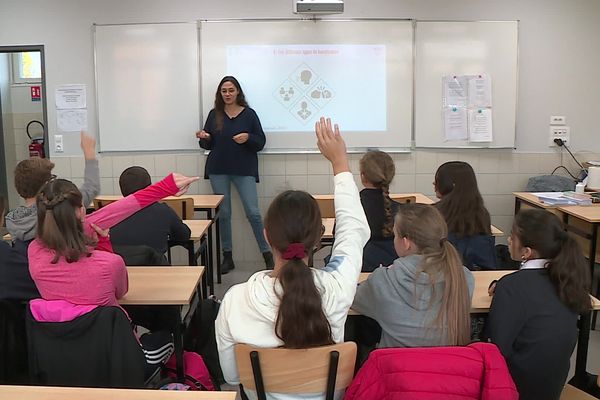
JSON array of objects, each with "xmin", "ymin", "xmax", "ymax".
[
  {"xmin": 187, "ymin": 240, "xmax": 196, "ymax": 266},
  {"xmin": 199, "ymin": 236, "xmax": 209, "ymax": 299},
  {"xmin": 590, "ymin": 224, "xmax": 598, "ymax": 329},
  {"xmin": 570, "ymin": 312, "xmax": 593, "ymax": 392},
  {"xmin": 174, "ymin": 305, "xmax": 184, "ymax": 381},
  {"xmin": 215, "ymin": 206, "xmax": 222, "ymax": 284},
  {"xmin": 206, "ymin": 209, "xmax": 216, "ymax": 295}
]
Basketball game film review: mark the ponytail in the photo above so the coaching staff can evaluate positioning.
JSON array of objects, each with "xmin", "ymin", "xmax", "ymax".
[
  {"xmin": 396, "ymin": 204, "xmax": 471, "ymax": 346},
  {"xmin": 514, "ymin": 209, "xmax": 591, "ymax": 314},
  {"xmin": 275, "ymin": 258, "xmax": 333, "ymax": 348},
  {"xmin": 381, "ymin": 183, "xmax": 394, "ymax": 237},
  {"xmin": 548, "ymin": 233, "xmax": 591, "ymax": 314},
  {"xmin": 265, "ymin": 190, "xmax": 332, "ymax": 348}
]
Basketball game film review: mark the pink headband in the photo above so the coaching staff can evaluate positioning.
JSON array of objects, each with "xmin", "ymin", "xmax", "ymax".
[{"xmin": 282, "ymin": 243, "xmax": 307, "ymax": 260}]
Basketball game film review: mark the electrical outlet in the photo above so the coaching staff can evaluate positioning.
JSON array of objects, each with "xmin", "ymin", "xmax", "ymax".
[
  {"xmin": 550, "ymin": 115, "xmax": 566, "ymax": 125},
  {"xmin": 54, "ymin": 135, "xmax": 64, "ymax": 153},
  {"xmin": 549, "ymin": 126, "xmax": 570, "ymax": 147}
]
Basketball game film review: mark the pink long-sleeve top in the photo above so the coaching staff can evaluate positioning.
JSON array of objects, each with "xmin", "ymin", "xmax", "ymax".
[{"xmin": 28, "ymin": 174, "xmax": 179, "ymax": 308}]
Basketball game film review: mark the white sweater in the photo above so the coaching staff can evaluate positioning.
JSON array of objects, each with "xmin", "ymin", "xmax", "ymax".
[{"xmin": 215, "ymin": 172, "xmax": 370, "ymax": 400}]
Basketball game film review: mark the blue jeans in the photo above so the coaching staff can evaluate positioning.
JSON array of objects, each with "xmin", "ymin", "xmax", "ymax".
[{"xmin": 209, "ymin": 175, "xmax": 270, "ymax": 254}]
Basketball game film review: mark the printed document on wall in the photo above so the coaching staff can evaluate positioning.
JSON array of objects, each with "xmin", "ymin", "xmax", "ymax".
[
  {"xmin": 469, "ymin": 109, "xmax": 493, "ymax": 142},
  {"xmin": 468, "ymin": 74, "xmax": 492, "ymax": 107},
  {"xmin": 57, "ymin": 109, "xmax": 88, "ymax": 132},
  {"xmin": 55, "ymin": 84, "xmax": 87, "ymax": 109},
  {"xmin": 444, "ymin": 107, "xmax": 468, "ymax": 141},
  {"xmin": 443, "ymin": 75, "xmax": 468, "ymax": 107}
]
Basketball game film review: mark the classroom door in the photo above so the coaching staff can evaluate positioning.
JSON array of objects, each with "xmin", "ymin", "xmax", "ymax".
[{"xmin": 0, "ymin": 46, "xmax": 47, "ymax": 215}]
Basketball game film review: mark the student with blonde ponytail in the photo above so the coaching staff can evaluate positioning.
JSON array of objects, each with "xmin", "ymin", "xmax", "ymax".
[
  {"xmin": 215, "ymin": 118, "xmax": 370, "ymax": 400},
  {"xmin": 352, "ymin": 203, "xmax": 474, "ymax": 348},
  {"xmin": 358, "ymin": 150, "xmax": 399, "ymax": 271},
  {"xmin": 485, "ymin": 209, "xmax": 591, "ymax": 400}
]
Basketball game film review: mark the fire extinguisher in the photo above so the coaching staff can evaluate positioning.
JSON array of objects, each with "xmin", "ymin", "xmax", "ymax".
[{"xmin": 27, "ymin": 120, "xmax": 45, "ymax": 158}]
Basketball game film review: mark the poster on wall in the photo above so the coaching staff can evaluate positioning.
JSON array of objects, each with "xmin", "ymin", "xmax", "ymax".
[{"xmin": 55, "ymin": 84, "xmax": 86, "ymax": 109}]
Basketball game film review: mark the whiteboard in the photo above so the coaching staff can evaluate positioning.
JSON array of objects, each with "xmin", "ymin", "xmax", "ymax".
[
  {"xmin": 94, "ymin": 23, "xmax": 200, "ymax": 152},
  {"xmin": 200, "ymin": 20, "xmax": 413, "ymax": 152},
  {"xmin": 414, "ymin": 21, "xmax": 518, "ymax": 148}
]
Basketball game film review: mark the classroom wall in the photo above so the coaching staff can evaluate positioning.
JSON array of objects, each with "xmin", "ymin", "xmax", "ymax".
[{"xmin": 1, "ymin": 0, "xmax": 599, "ymax": 262}]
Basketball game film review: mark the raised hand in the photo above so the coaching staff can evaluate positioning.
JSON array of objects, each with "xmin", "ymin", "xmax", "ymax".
[
  {"xmin": 80, "ymin": 131, "xmax": 97, "ymax": 160},
  {"xmin": 172, "ymin": 173, "xmax": 200, "ymax": 196},
  {"xmin": 232, "ymin": 132, "xmax": 249, "ymax": 144},
  {"xmin": 196, "ymin": 130, "xmax": 211, "ymax": 140},
  {"xmin": 315, "ymin": 117, "xmax": 349, "ymax": 175}
]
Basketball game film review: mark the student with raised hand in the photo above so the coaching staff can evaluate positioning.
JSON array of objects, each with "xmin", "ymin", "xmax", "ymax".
[
  {"xmin": 215, "ymin": 117, "xmax": 370, "ymax": 400},
  {"xmin": 28, "ymin": 172, "xmax": 198, "ymax": 307},
  {"xmin": 352, "ymin": 203, "xmax": 474, "ymax": 348},
  {"xmin": 485, "ymin": 209, "xmax": 591, "ymax": 400},
  {"xmin": 5, "ymin": 132, "xmax": 100, "ymax": 247},
  {"xmin": 434, "ymin": 161, "xmax": 496, "ymax": 270},
  {"xmin": 110, "ymin": 166, "xmax": 191, "ymax": 255},
  {"xmin": 359, "ymin": 150, "xmax": 399, "ymax": 271}
]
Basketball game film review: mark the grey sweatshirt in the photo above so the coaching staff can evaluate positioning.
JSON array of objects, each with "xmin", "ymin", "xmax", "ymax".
[
  {"xmin": 352, "ymin": 254, "xmax": 474, "ymax": 348},
  {"xmin": 5, "ymin": 159, "xmax": 100, "ymax": 242}
]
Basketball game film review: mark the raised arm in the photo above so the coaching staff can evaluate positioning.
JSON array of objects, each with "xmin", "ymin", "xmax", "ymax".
[{"xmin": 79, "ymin": 132, "xmax": 100, "ymax": 207}]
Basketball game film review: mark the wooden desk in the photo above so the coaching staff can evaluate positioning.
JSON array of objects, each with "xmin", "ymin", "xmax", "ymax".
[
  {"xmin": 120, "ymin": 267, "xmax": 203, "ymax": 306},
  {"xmin": 122, "ymin": 266, "xmax": 203, "ymax": 381},
  {"xmin": 95, "ymin": 194, "xmax": 224, "ymax": 288},
  {"xmin": 0, "ymin": 385, "xmax": 237, "ymax": 400},
  {"xmin": 313, "ymin": 192, "xmax": 435, "ymax": 207}
]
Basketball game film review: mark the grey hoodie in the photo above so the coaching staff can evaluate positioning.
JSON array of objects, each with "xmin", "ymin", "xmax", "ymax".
[
  {"xmin": 5, "ymin": 159, "xmax": 100, "ymax": 242},
  {"xmin": 352, "ymin": 254, "xmax": 474, "ymax": 348}
]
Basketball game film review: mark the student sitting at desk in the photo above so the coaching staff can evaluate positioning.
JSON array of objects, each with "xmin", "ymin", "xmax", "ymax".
[
  {"xmin": 215, "ymin": 118, "xmax": 370, "ymax": 400},
  {"xmin": 359, "ymin": 150, "xmax": 401, "ymax": 272},
  {"xmin": 110, "ymin": 166, "xmax": 191, "ymax": 256},
  {"xmin": 28, "ymin": 172, "xmax": 199, "ymax": 370},
  {"xmin": 434, "ymin": 161, "xmax": 497, "ymax": 270},
  {"xmin": 352, "ymin": 203, "xmax": 474, "ymax": 348},
  {"xmin": 5, "ymin": 132, "xmax": 99, "ymax": 250},
  {"xmin": 485, "ymin": 209, "xmax": 591, "ymax": 400}
]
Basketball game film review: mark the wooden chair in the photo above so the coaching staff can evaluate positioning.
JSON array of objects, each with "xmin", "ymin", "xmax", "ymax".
[
  {"xmin": 234, "ymin": 342, "xmax": 356, "ymax": 400},
  {"xmin": 160, "ymin": 198, "xmax": 195, "ymax": 220},
  {"xmin": 93, "ymin": 198, "xmax": 117, "ymax": 210},
  {"xmin": 316, "ymin": 195, "xmax": 416, "ymax": 219}
]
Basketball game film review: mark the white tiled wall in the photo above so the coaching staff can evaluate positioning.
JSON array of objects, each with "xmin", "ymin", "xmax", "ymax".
[{"xmin": 49, "ymin": 149, "xmax": 596, "ymax": 263}]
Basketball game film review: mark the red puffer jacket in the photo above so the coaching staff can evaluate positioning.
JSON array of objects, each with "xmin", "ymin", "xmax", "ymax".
[{"xmin": 344, "ymin": 343, "xmax": 518, "ymax": 400}]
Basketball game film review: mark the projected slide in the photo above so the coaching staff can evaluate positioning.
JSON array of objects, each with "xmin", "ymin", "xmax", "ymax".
[{"xmin": 226, "ymin": 44, "xmax": 386, "ymax": 132}]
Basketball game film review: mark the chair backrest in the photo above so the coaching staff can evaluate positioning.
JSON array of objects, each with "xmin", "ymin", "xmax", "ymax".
[
  {"xmin": 317, "ymin": 195, "xmax": 416, "ymax": 219},
  {"xmin": 160, "ymin": 197, "xmax": 194, "ymax": 220},
  {"xmin": 390, "ymin": 194, "xmax": 416, "ymax": 204},
  {"xmin": 235, "ymin": 342, "xmax": 356, "ymax": 396},
  {"xmin": 93, "ymin": 198, "xmax": 117, "ymax": 210}
]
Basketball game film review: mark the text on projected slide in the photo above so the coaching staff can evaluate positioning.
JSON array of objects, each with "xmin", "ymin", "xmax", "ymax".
[{"xmin": 226, "ymin": 44, "xmax": 387, "ymax": 132}]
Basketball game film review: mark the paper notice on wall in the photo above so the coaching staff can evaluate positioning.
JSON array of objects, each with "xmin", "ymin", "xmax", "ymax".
[
  {"xmin": 444, "ymin": 107, "xmax": 468, "ymax": 141},
  {"xmin": 57, "ymin": 109, "xmax": 87, "ymax": 132},
  {"xmin": 443, "ymin": 75, "xmax": 468, "ymax": 107},
  {"xmin": 468, "ymin": 74, "xmax": 492, "ymax": 107},
  {"xmin": 55, "ymin": 84, "xmax": 86, "ymax": 109},
  {"xmin": 469, "ymin": 108, "xmax": 493, "ymax": 142}
]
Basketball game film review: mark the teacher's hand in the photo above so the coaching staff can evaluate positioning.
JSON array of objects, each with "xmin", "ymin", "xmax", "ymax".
[
  {"xmin": 232, "ymin": 132, "xmax": 249, "ymax": 144},
  {"xmin": 315, "ymin": 117, "xmax": 349, "ymax": 175},
  {"xmin": 172, "ymin": 173, "xmax": 200, "ymax": 196},
  {"xmin": 196, "ymin": 130, "xmax": 211, "ymax": 140}
]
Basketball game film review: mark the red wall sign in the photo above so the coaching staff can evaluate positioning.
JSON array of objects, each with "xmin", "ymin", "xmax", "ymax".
[{"xmin": 31, "ymin": 86, "xmax": 41, "ymax": 102}]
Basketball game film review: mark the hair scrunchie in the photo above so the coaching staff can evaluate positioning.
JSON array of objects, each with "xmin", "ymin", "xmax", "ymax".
[
  {"xmin": 282, "ymin": 243, "xmax": 307, "ymax": 260},
  {"xmin": 439, "ymin": 237, "xmax": 448, "ymax": 247}
]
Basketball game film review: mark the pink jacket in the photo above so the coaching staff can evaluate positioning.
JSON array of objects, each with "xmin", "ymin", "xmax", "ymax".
[
  {"xmin": 344, "ymin": 343, "xmax": 518, "ymax": 400},
  {"xmin": 29, "ymin": 174, "xmax": 179, "ymax": 310}
]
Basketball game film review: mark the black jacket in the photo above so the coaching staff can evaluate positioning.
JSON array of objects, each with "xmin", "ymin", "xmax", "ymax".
[
  {"xmin": 27, "ymin": 306, "xmax": 146, "ymax": 388},
  {"xmin": 0, "ymin": 241, "xmax": 39, "ymax": 301}
]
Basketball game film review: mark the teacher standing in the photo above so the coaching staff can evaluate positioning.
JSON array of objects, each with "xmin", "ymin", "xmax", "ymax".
[{"xmin": 196, "ymin": 76, "xmax": 273, "ymax": 274}]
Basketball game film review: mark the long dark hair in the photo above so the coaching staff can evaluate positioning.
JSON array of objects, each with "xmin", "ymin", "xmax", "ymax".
[
  {"xmin": 36, "ymin": 179, "xmax": 92, "ymax": 263},
  {"xmin": 513, "ymin": 209, "xmax": 591, "ymax": 314},
  {"xmin": 264, "ymin": 190, "xmax": 333, "ymax": 348},
  {"xmin": 395, "ymin": 203, "xmax": 471, "ymax": 345},
  {"xmin": 213, "ymin": 76, "xmax": 249, "ymax": 132},
  {"xmin": 434, "ymin": 161, "xmax": 491, "ymax": 237},
  {"xmin": 360, "ymin": 150, "xmax": 396, "ymax": 237}
]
